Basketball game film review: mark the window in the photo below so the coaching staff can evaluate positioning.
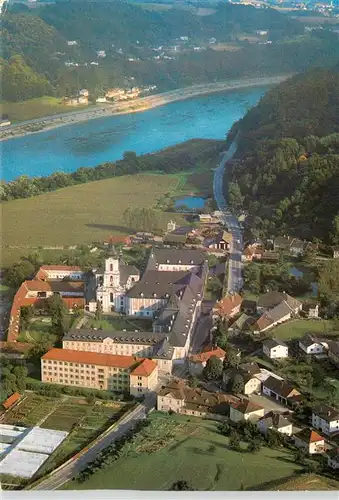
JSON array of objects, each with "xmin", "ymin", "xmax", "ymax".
[
  {"xmin": 110, "ymin": 292, "xmax": 114, "ymax": 302},
  {"xmin": 138, "ymin": 376, "xmax": 142, "ymax": 381},
  {"xmin": 110, "ymin": 263, "xmax": 113, "ymax": 271},
  {"xmin": 137, "ymin": 388, "xmax": 142, "ymax": 393},
  {"xmin": 137, "ymin": 382, "xmax": 142, "ymax": 387}
]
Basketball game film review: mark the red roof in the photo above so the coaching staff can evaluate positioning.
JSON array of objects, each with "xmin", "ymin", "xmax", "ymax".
[
  {"xmin": 130, "ymin": 358, "xmax": 158, "ymax": 377},
  {"xmin": 42, "ymin": 348, "xmax": 154, "ymax": 376},
  {"xmin": 189, "ymin": 346, "xmax": 226, "ymax": 364},
  {"xmin": 230, "ymin": 399, "xmax": 263, "ymax": 415},
  {"xmin": 40, "ymin": 265, "xmax": 82, "ymax": 271},
  {"xmin": 2, "ymin": 392, "xmax": 21, "ymax": 410},
  {"xmin": 214, "ymin": 293, "xmax": 242, "ymax": 317}
]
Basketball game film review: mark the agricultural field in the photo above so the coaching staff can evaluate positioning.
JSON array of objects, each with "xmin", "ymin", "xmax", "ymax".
[
  {"xmin": 2, "ymin": 174, "xmax": 188, "ymax": 267},
  {"xmin": 271, "ymin": 319, "xmax": 336, "ymax": 341},
  {"xmin": 1, "ymin": 393, "xmax": 129, "ymax": 478},
  {"xmin": 67, "ymin": 413, "xmax": 304, "ymax": 491}
]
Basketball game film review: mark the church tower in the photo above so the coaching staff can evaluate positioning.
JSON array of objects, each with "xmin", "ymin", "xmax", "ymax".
[{"xmin": 103, "ymin": 257, "xmax": 120, "ymax": 288}]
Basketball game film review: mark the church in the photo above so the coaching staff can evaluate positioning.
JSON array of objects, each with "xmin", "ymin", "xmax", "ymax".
[{"xmin": 93, "ymin": 253, "xmax": 140, "ymax": 313}]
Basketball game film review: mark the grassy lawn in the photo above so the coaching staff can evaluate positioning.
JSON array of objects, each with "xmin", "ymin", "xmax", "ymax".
[
  {"xmin": 1, "ymin": 97, "xmax": 89, "ymax": 123},
  {"xmin": 17, "ymin": 318, "xmax": 61, "ymax": 344},
  {"xmin": 87, "ymin": 316, "xmax": 153, "ymax": 332},
  {"xmin": 2, "ymin": 174, "xmax": 188, "ymax": 267},
  {"xmin": 66, "ymin": 413, "xmax": 302, "ymax": 491},
  {"xmin": 271, "ymin": 319, "xmax": 336, "ymax": 341}
]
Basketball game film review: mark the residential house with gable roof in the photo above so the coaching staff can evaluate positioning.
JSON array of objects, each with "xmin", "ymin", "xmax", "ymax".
[
  {"xmin": 253, "ymin": 292, "xmax": 302, "ymax": 334},
  {"xmin": 293, "ymin": 428, "xmax": 325, "ymax": 454},
  {"xmin": 312, "ymin": 405, "xmax": 339, "ymax": 435},
  {"xmin": 212, "ymin": 293, "xmax": 242, "ymax": 323},
  {"xmin": 299, "ymin": 334, "xmax": 328, "ymax": 355},
  {"xmin": 327, "ymin": 448, "xmax": 339, "ymax": 469},
  {"xmin": 262, "ymin": 376, "xmax": 301, "ymax": 406},
  {"xmin": 229, "ymin": 399, "xmax": 265, "ymax": 423},
  {"xmin": 263, "ymin": 338, "xmax": 289, "ymax": 359},
  {"xmin": 188, "ymin": 345, "xmax": 226, "ymax": 376},
  {"xmin": 157, "ymin": 379, "xmax": 236, "ymax": 420},
  {"xmin": 257, "ymin": 411, "xmax": 293, "ymax": 436}
]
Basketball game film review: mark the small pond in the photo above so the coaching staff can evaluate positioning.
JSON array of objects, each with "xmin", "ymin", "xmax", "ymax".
[{"xmin": 174, "ymin": 196, "xmax": 206, "ymax": 210}]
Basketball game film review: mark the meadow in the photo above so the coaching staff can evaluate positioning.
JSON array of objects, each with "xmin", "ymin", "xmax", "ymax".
[
  {"xmin": 2, "ymin": 173, "xmax": 188, "ymax": 266},
  {"xmin": 1, "ymin": 97, "xmax": 87, "ymax": 123},
  {"xmin": 271, "ymin": 319, "xmax": 336, "ymax": 341},
  {"xmin": 67, "ymin": 412, "xmax": 303, "ymax": 491}
]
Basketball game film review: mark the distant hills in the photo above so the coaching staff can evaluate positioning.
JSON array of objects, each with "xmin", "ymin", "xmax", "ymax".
[
  {"xmin": 1, "ymin": 1, "xmax": 339, "ymax": 101},
  {"xmin": 226, "ymin": 65, "xmax": 339, "ymax": 243}
]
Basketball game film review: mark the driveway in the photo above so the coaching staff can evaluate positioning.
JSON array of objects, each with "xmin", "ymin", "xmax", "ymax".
[{"xmin": 249, "ymin": 394, "xmax": 290, "ymax": 413}]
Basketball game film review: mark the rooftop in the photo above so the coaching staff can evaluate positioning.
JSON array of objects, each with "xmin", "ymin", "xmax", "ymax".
[
  {"xmin": 42, "ymin": 348, "xmax": 152, "ymax": 374},
  {"xmin": 294, "ymin": 428, "xmax": 324, "ymax": 444},
  {"xmin": 312, "ymin": 404, "xmax": 339, "ymax": 422}
]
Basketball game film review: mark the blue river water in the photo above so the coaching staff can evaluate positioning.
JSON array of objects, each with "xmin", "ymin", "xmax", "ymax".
[{"xmin": 2, "ymin": 86, "xmax": 268, "ymax": 182}]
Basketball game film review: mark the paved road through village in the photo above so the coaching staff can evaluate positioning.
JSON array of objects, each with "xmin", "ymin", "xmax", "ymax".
[{"xmin": 213, "ymin": 135, "xmax": 243, "ymax": 294}]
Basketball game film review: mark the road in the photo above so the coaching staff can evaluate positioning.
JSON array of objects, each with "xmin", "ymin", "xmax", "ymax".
[
  {"xmin": 213, "ymin": 135, "xmax": 243, "ymax": 294},
  {"xmin": 28, "ymin": 398, "xmax": 155, "ymax": 491}
]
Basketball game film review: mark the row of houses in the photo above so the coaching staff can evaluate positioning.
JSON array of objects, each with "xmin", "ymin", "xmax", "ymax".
[{"xmin": 156, "ymin": 378, "xmax": 339, "ymax": 461}]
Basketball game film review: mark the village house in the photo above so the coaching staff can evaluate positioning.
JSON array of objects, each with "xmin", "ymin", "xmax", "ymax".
[
  {"xmin": 229, "ymin": 399, "xmax": 265, "ymax": 423},
  {"xmin": 204, "ymin": 231, "xmax": 232, "ymax": 252},
  {"xmin": 273, "ymin": 236, "xmax": 316, "ymax": 256},
  {"xmin": 262, "ymin": 338, "xmax": 289, "ymax": 359},
  {"xmin": 327, "ymin": 341, "xmax": 339, "ymax": 367},
  {"xmin": 289, "ymin": 238, "xmax": 306, "ymax": 256},
  {"xmin": 242, "ymin": 244, "xmax": 264, "ymax": 262},
  {"xmin": 262, "ymin": 376, "xmax": 301, "ymax": 406},
  {"xmin": 254, "ymin": 292, "xmax": 302, "ymax": 334},
  {"xmin": 223, "ymin": 368, "xmax": 261, "ymax": 396},
  {"xmin": 96, "ymin": 97, "xmax": 107, "ymax": 103},
  {"xmin": 188, "ymin": 345, "xmax": 225, "ymax": 376},
  {"xmin": 227, "ymin": 313, "xmax": 255, "ymax": 334},
  {"xmin": 257, "ymin": 411, "xmax": 293, "ymax": 437},
  {"xmin": 312, "ymin": 405, "xmax": 339, "ymax": 436},
  {"xmin": 212, "ymin": 293, "xmax": 242, "ymax": 323},
  {"xmin": 273, "ymin": 236, "xmax": 291, "ymax": 252},
  {"xmin": 260, "ymin": 252, "xmax": 280, "ymax": 263},
  {"xmin": 293, "ymin": 428, "xmax": 325, "ymax": 455},
  {"xmin": 35, "ymin": 265, "xmax": 84, "ymax": 281},
  {"xmin": 302, "ymin": 302, "xmax": 319, "ymax": 319},
  {"xmin": 157, "ymin": 380, "xmax": 236, "ymax": 420},
  {"xmin": 241, "ymin": 299, "xmax": 257, "ymax": 315},
  {"xmin": 79, "ymin": 89, "xmax": 89, "ymax": 97},
  {"xmin": 41, "ymin": 348, "xmax": 158, "ymax": 397},
  {"xmin": 299, "ymin": 334, "xmax": 328, "ymax": 355},
  {"xmin": 327, "ymin": 448, "xmax": 339, "ymax": 469}
]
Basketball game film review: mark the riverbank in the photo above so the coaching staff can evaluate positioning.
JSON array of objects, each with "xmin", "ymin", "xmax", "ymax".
[{"xmin": 0, "ymin": 75, "xmax": 291, "ymax": 142}]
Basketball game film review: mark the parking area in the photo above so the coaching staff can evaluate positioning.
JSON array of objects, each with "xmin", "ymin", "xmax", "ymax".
[{"xmin": 249, "ymin": 394, "xmax": 290, "ymax": 413}]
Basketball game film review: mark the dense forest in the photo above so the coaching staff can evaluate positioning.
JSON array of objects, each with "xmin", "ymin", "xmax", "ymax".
[
  {"xmin": 225, "ymin": 66, "xmax": 339, "ymax": 243},
  {"xmin": 1, "ymin": 1, "xmax": 339, "ymax": 101}
]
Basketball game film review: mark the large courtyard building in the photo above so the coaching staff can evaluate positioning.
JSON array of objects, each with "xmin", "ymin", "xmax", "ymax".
[{"xmin": 41, "ymin": 348, "xmax": 158, "ymax": 397}]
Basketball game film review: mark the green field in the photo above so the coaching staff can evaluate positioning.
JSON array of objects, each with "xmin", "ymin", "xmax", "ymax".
[
  {"xmin": 1, "ymin": 96, "xmax": 88, "ymax": 123},
  {"xmin": 2, "ymin": 174, "xmax": 189, "ymax": 267},
  {"xmin": 269, "ymin": 474, "xmax": 339, "ymax": 491},
  {"xmin": 271, "ymin": 319, "xmax": 336, "ymax": 341},
  {"xmin": 67, "ymin": 413, "xmax": 303, "ymax": 491}
]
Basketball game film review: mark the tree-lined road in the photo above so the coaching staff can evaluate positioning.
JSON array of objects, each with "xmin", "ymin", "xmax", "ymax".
[{"xmin": 213, "ymin": 135, "xmax": 243, "ymax": 294}]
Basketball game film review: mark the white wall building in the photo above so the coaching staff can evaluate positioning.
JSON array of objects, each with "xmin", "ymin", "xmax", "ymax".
[
  {"xmin": 312, "ymin": 405, "xmax": 339, "ymax": 435},
  {"xmin": 263, "ymin": 339, "xmax": 289, "ymax": 359}
]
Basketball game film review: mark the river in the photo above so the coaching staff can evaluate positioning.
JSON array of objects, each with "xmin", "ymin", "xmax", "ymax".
[{"xmin": 2, "ymin": 86, "xmax": 268, "ymax": 182}]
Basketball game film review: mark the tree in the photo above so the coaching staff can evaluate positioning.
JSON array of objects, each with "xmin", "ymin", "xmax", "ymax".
[
  {"xmin": 203, "ymin": 355, "xmax": 223, "ymax": 380},
  {"xmin": 229, "ymin": 430, "xmax": 241, "ymax": 451},
  {"xmin": 47, "ymin": 294, "xmax": 68, "ymax": 336},
  {"xmin": 293, "ymin": 448, "xmax": 307, "ymax": 465},
  {"xmin": 247, "ymin": 438, "xmax": 261, "ymax": 453},
  {"xmin": 20, "ymin": 305, "xmax": 34, "ymax": 332},
  {"xmin": 230, "ymin": 373, "xmax": 244, "ymax": 394},
  {"xmin": 95, "ymin": 300, "xmax": 103, "ymax": 321},
  {"xmin": 169, "ymin": 480, "xmax": 195, "ymax": 491},
  {"xmin": 223, "ymin": 347, "xmax": 239, "ymax": 369},
  {"xmin": 187, "ymin": 375, "xmax": 199, "ymax": 389}
]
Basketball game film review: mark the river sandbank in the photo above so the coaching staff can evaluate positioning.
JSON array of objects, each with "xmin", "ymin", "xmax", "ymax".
[{"xmin": 0, "ymin": 75, "xmax": 291, "ymax": 142}]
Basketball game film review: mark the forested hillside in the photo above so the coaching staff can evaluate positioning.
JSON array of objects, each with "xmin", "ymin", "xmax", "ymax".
[
  {"xmin": 1, "ymin": 1, "xmax": 339, "ymax": 102},
  {"xmin": 226, "ymin": 66, "xmax": 339, "ymax": 243}
]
